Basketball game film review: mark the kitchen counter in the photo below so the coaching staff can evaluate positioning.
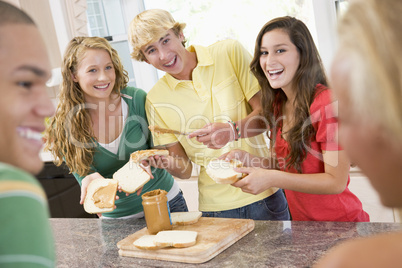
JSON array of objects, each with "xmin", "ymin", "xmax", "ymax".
[{"xmin": 51, "ymin": 218, "xmax": 401, "ymax": 267}]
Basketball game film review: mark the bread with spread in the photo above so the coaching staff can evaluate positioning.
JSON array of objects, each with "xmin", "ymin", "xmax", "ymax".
[
  {"xmin": 130, "ymin": 149, "xmax": 169, "ymax": 163},
  {"xmin": 206, "ymin": 159, "xmax": 244, "ymax": 184},
  {"xmin": 83, "ymin": 178, "xmax": 118, "ymax": 214},
  {"xmin": 85, "ymin": 149, "xmax": 169, "ymax": 212}
]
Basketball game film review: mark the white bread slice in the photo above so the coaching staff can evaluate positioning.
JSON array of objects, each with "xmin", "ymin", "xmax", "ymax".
[
  {"xmin": 130, "ymin": 149, "xmax": 169, "ymax": 163},
  {"xmin": 133, "ymin": 235, "xmax": 165, "ymax": 250},
  {"xmin": 154, "ymin": 230, "xmax": 198, "ymax": 248},
  {"xmin": 84, "ymin": 178, "xmax": 118, "ymax": 214},
  {"xmin": 206, "ymin": 159, "xmax": 244, "ymax": 184},
  {"xmin": 113, "ymin": 161, "xmax": 150, "ymax": 194},
  {"xmin": 171, "ymin": 211, "xmax": 202, "ymax": 226}
]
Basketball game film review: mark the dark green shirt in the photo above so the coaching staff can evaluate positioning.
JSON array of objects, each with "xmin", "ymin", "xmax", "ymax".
[{"xmin": 73, "ymin": 87, "xmax": 174, "ymax": 218}]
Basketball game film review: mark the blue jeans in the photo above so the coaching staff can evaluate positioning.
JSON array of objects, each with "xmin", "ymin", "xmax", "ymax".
[
  {"xmin": 168, "ymin": 190, "xmax": 189, "ymax": 212},
  {"xmin": 202, "ymin": 189, "xmax": 290, "ymax": 220}
]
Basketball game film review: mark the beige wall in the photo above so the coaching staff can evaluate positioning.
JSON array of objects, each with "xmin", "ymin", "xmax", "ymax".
[
  {"xmin": 4, "ymin": 0, "xmax": 61, "ymax": 69},
  {"xmin": 4, "ymin": 0, "xmax": 19, "ymax": 7}
]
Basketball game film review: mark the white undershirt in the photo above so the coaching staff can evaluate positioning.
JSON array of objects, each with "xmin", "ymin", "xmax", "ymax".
[
  {"xmin": 98, "ymin": 98, "xmax": 128, "ymax": 154},
  {"xmin": 98, "ymin": 98, "xmax": 181, "ymax": 219}
]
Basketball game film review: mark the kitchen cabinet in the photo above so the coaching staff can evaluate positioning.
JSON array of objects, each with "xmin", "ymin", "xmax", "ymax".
[{"xmin": 36, "ymin": 161, "xmax": 96, "ymax": 218}]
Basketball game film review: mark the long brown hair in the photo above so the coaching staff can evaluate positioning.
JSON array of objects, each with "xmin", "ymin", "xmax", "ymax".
[
  {"xmin": 44, "ymin": 37, "xmax": 129, "ymax": 177},
  {"xmin": 250, "ymin": 16, "xmax": 328, "ymax": 172}
]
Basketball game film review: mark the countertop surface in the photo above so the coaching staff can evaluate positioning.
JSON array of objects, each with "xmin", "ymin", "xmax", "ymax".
[{"xmin": 51, "ymin": 218, "xmax": 401, "ymax": 267}]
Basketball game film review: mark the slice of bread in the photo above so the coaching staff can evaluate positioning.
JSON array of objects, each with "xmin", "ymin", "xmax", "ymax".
[
  {"xmin": 113, "ymin": 161, "xmax": 150, "ymax": 194},
  {"xmin": 130, "ymin": 149, "xmax": 169, "ymax": 163},
  {"xmin": 133, "ymin": 235, "xmax": 164, "ymax": 250},
  {"xmin": 154, "ymin": 230, "xmax": 198, "ymax": 248},
  {"xmin": 84, "ymin": 178, "xmax": 118, "ymax": 214},
  {"xmin": 171, "ymin": 211, "xmax": 202, "ymax": 226},
  {"xmin": 206, "ymin": 159, "xmax": 244, "ymax": 184}
]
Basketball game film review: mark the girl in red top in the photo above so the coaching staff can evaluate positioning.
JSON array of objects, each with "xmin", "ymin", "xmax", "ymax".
[{"xmin": 222, "ymin": 16, "xmax": 369, "ymax": 222}]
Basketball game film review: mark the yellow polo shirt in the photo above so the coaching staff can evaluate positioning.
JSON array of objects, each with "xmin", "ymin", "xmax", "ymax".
[{"xmin": 145, "ymin": 39, "xmax": 278, "ymax": 211}]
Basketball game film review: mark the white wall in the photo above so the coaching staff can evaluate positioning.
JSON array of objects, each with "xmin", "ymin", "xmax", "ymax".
[
  {"xmin": 43, "ymin": 0, "xmax": 340, "ymax": 92},
  {"xmin": 312, "ymin": 0, "xmax": 338, "ymax": 73}
]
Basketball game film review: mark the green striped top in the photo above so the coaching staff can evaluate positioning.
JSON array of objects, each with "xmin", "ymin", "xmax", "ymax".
[{"xmin": 0, "ymin": 162, "xmax": 55, "ymax": 268}]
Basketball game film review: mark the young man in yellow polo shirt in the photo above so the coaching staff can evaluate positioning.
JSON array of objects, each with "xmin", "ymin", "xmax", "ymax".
[{"xmin": 128, "ymin": 9, "xmax": 289, "ymax": 220}]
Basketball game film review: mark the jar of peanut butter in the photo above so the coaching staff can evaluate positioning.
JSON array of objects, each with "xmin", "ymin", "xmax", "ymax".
[{"xmin": 141, "ymin": 189, "xmax": 172, "ymax": 234}]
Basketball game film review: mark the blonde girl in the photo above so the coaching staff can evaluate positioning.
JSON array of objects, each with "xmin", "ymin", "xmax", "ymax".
[{"xmin": 45, "ymin": 36, "xmax": 188, "ymax": 218}]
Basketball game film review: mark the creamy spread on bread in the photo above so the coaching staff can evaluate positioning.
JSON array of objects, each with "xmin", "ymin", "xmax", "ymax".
[
  {"xmin": 92, "ymin": 186, "xmax": 114, "ymax": 209},
  {"xmin": 130, "ymin": 149, "xmax": 169, "ymax": 163},
  {"xmin": 229, "ymin": 159, "xmax": 243, "ymax": 168}
]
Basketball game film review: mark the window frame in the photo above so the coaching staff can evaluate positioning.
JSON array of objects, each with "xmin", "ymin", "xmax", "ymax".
[{"xmin": 49, "ymin": 0, "xmax": 340, "ymax": 92}]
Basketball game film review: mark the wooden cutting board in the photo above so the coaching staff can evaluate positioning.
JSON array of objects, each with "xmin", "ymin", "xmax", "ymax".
[{"xmin": 117, "ymin": 217, "xmax": 254, "ymax": 264}]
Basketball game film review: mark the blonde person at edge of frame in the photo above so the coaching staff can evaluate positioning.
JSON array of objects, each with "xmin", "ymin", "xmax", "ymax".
[
  {"xmin": 221, "ymin": 16, "xmax": 369, "ymax": 222},
  {"xmin": 314, "ymin": 0, "xmax": 402, "ymax": 267},
  {"xmin": 0, "ymin": 1, "xmax": 55, "ymax": 267},
  {"xmin": 44, "ymin": 36, "xmax": 188, "ymax": 219},
  {"xmin": 128, "ymin": 9, "xmax": 290, "ymax": 220}
]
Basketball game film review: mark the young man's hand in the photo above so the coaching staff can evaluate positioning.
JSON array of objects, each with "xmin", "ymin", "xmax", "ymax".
[{"xmin": 188, "ymin": 122, "xmax": 234, "ymax": 149}]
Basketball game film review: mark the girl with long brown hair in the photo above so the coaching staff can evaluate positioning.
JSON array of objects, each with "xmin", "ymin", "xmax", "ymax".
[{"xmin": 223, "ymin": 16, "xmax": 368, "ymax": 222}]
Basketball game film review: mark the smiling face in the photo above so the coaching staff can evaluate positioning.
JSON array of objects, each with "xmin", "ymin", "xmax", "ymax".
[
  {"xmin": 331, "ymin": 54, "xmax": 402, "ymax": 207},
  {"xmin": 259, "ymin": 29, "xmax": 300, "ymax": 93},
  {"xmin": 72, "ymin": 48, "xmax": 116, "ymax": 103},
  {"xmin": 0, "ymin": 24, "xmax": 54, "ymax": 174},
  {"xmin": 141, "ymin": 29, "xmax": 193, "ymax": 80}
]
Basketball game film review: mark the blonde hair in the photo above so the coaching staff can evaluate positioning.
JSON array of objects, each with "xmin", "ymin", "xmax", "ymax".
[
  {"xmin": 337, "ymin": 0, "xmax": 402, "ymax": 140},
  {"xmin": 44, "ymin": 36, "xmax": 129, "ymax": 177},
  {"xmin": 129, "ymin": 9, "xmax": 186, "ymax": 61}
]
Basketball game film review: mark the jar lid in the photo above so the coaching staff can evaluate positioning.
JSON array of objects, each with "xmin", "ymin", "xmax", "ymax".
[{"xmin": 141, "ymin": 189, "xmax": 167, "ymax": 200}]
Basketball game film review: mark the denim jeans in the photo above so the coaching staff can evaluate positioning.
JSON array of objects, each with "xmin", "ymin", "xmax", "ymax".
[
  {"xmin": 202, "ymin": 189, "xmax": 290, "ymax": 220},
  {"xmin": 168, "ymin": 190, "xmax": 189, "ymax": 212}
]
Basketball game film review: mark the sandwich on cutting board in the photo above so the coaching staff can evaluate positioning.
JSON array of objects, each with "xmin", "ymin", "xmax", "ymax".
[
  {"xmin": 206, "ymin": 159, "xmax": 245, "ymax": 184},
  {"xmin": 133, "ymin": 230, "xmax": 198, "ymax": 250},
  {"xmin": 83, "ymin": 149, "xmax": 169, "ymax": 214}
]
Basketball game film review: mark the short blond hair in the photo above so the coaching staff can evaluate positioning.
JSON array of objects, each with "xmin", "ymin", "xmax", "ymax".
[
  {"xmin": 337, "ymin": 0, "xmax": 402, "ymax": 140},
  {"xmin": 129, "ymin": 9, "xmax": 186, "ymax": 61}
]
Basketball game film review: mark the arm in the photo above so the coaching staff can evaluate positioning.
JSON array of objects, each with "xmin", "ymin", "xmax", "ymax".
[
  {"xmin": 188, "ymin": 91, "xmax": 267, "ymax": 149},
  {"xmin": 144, "ymin": 95, "xmax": 192, "ymax": 179},
  {"xmin": 143, "ymin": 142, "xmax": 193, "ymax": 179},
  {"xmin": 237, "ymin": 91, "xmax": 267, "ymax": 138},
  {"xmin": 232, "ymin": 150, "xmax": 350, "ymax": 195},
  {"xmin": 313, "ymin": 233, "xmax": 402, "ymax": 268}
]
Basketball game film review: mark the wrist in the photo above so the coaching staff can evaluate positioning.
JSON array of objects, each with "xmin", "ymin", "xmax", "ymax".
[
  {"xmin": 228, "ymin": 120, "xmax": 241, "ymax": 141},
  {"xmin": 227, "ymin": 121, "xmax": 236, "ymax": 142}
]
